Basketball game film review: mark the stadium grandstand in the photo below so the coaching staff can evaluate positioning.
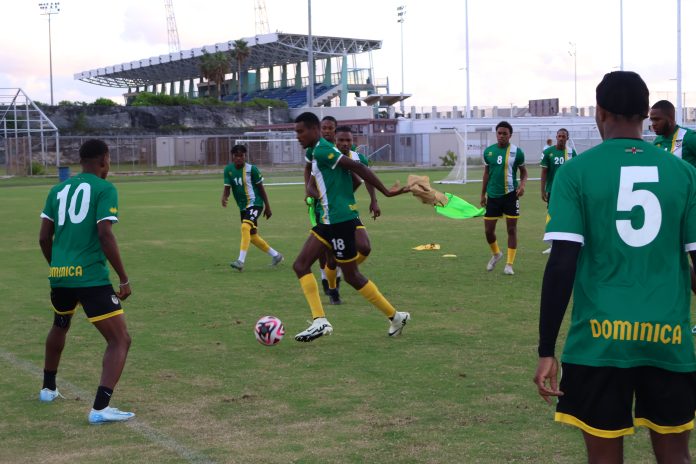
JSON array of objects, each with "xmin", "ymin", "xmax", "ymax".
[{"xmin": 74, "ymin": 32, "xmax": 410, "ymax": 111}]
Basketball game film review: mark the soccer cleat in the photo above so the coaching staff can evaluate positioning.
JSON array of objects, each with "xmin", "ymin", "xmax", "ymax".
[
  {"xmin": 295, "ymin": 317, "xmax": 333, "ymax": 342},
  {"xmin": 542, "ymin": 247, "xmax": 552, "ymax": 255},
  {"xmin": 88, "ymin": 406, "xmax": 135, "ymax": 424},
  {"xmin": 271, "ymin": 253, "xmax": 284, "ymax": 266},
  {"xmin": 336, "ymin": 276, "xmax": 341, "ymax": 291},
  {"xmin": 39, "ymin": 388, "xmax": 64, "ymax": 402},
  {"xmin": 486, "ymin": 252, "xmax": 504, "ymax": 272},
  {"xmin": 388, "ymin": 311, "xmax": 411, "ymax": 337},
  {"xmin": 328, "ymin": 289, "xmax": 342, "ymax": 305},
  {"xmin": 230, "ymin": 260, "xmax": 244, "ymax": 272},
  {"xmin": 321, "ymin": 279, "xmax": 330, "ymax": 295},
  {"xmin": 504, "ymin": 264, "xmax": 515, "ymax": 275}
]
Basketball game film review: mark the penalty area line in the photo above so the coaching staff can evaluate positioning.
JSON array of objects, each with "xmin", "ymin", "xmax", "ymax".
[{"xmin": 0, "ymin": 348, "xmax": 216, "ymax": 464}]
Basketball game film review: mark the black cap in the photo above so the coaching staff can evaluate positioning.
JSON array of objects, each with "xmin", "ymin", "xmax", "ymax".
[{"xmin": 596, "ymin": 71, "xmax": 649, "ymax": 118}]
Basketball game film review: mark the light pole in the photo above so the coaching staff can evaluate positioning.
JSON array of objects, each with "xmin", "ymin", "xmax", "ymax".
[
  {"xmin": 397, "ymin": 5, "xmax": 406, "ymax": 116},
  {"xmin": 464, "ymin": 0, "xmax": 470, "ymax": 119},
  {"xmin": 568, "ymin": 42, "xmax": 577, "ymax": 116},
  {"xmin": 676, "ymin": 0, "xmax": 682, "ymax": 125},
  {"xmin": 619, "ymin": 0, "xmax": 624, "ymax": 70},
  {"xmin": 39, "ymin": 2, "xmax": 60, "ymax": 106}
]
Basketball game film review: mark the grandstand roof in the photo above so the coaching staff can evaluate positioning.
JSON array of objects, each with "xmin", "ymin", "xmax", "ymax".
[{"xmin": 74, "ymin": 32, "xmax": 382, "ymax": 88}]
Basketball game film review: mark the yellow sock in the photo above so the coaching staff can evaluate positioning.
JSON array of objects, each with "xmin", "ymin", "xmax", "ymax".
[
  {"xmin": 489, "ymin": 241, "xmax": 500, "ymax": 255},
  {"xmin": 250, "ymin": 233, "xmax": 270, "ymax": 253},
  {"xmin": 356, "ymin": 252, "xmax": 367, "ymax": 265},
  {"xmin": 240, "ymin": 222, "xmax": 252, "ymax": 254},
  {"xmin": 507, "ymin": 248, "xmax": 517, "ymax": 265},
  {"xmin": 299, "ymin": 274, "xmax": 325, "ymax": 319},
  {"xmin": 325, "ymin": 266, "xmax": 337, "ymax": 290},
  {"xmin": 358, "ymin": 280, "xmax": 397, "ymax": 318}
]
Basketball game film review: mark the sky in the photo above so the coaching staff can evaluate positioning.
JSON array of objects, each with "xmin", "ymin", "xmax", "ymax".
[{"xmin": 0, "ymin": 0, "xmax": 693, "ymax": 111}]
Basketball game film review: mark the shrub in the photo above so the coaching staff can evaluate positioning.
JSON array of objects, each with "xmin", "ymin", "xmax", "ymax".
[
  {"xmin": 28, "ymin": 161, "xmax": 45, "ymax": 175},
  {"xmin": 93, "ymin": 97, "xmax": 117, "ymax": 106},
  {"xmin": 440, "ymin": 150, "xmax": 458, "ymax": 167}
]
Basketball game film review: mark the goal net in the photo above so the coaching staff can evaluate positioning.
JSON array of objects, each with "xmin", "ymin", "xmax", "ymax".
[
  {"xmin": 438, "ymin": 122, "xmax": 602, "ymax": 183},
  {"xmin": 234, "ymin": 132, "xmax": 304, "ymax": 167}
]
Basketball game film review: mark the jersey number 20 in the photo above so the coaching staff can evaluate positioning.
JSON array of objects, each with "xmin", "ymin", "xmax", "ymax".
[{"xmin": 616, "ymin": 166, "xmax": 661, "ymax": 247}]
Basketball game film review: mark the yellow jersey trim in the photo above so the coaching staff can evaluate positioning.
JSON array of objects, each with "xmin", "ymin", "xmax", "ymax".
[
  {"xmin": 555, "ymin": 412, "xmax": 635, "ymax": 438},
  {"xmin": 88, "ymin": 309, "xmax": 124, "ymax": 323},
  {"xmin": 310, "ymin": 230, "xmax": 332, "ymax": 250}
]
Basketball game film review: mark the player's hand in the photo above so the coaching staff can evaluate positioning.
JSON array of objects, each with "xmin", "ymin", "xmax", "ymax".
[
  {"xmin": 264, "ymin": 207, "xmax": 272, "ymax": 219},
  {"xmin": 370, "ymin": 200, "xmax": 381, "ymax": 220},
  {"xmin": 517, "ymin": 184, "xmax": 526, "ymax": 197},
  {"xmin": 533, "ymin": 356, "xmax": 563, "ymax": 405},
  {"xmin": 480, "ymin": 194, "xmax": 487, "ymax": 207},
  {"xmin": 541, "ymin": 191, "xmax": 548, "ymax": 203},
  {"xmin": 306, "ymin": 182, "xmax": 319, "ymax": 200},
  {"xmin": 221, "ymin": 197, "xmax": 228, "ymax": 208},
  {"xmin": 385, "ymin": 185, "xmax": 409, "ymax": 197},
  {"xmin": 116, "ymin": 281, "xmax": 131, "ymax": 300}
]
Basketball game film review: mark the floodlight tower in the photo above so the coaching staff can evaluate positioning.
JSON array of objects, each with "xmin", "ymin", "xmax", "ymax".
[
  {"xmin": 255, "ymin": 0, "xmax": 270, "ymax": 35},
  {"xmin": 397, "ymin": 5, "xmax": 406, "ymax": 116},
  {"xmin": 38, "ymin": 2, "xmax": 60, "ymax": 106},
  {"xmin": 164, "ymin": 0, "xmax": 181, "ymax": 53}
]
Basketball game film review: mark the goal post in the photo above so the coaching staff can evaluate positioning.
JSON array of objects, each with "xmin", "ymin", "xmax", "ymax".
[{"xmin": 437, "ymin": 121, "xmax": 602, "ymax": 183}]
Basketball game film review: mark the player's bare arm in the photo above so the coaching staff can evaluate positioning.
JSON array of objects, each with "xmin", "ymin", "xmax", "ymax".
[
  {"xmin": 517, "ymin": 165, "xmax": 528, "ymax": 197},
  {"xmin": 221, "ymin": 185, "xmax": 231, "ymax": 208},
  {"xmin": 540, "ymin": 167, "xmax": 548, "ymax": 202},
  {"xmin": 257, "ymin": 183, "xmax": 272, "ymax": 219},
  {"xmin": 480, "ymin": 165, "xmax": 489, "ymax": 206},
  {"xmin": 97, "ymin": 220, "xmax": 131, "ymax": 300},
  {"xmin": 39, "ymin": 218, "xmax": 54, "ymax": 265},
  {"xmin": 337, "ymin": 156, "xmax": 407, "ymax": 197}
]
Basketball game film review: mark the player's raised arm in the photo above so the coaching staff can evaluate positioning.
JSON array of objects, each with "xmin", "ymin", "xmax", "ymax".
[{"xmin": 336, "ymin": 156, "xmax": 406, "ymax": 197}]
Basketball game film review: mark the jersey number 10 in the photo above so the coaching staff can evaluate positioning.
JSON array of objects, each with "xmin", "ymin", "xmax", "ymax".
[{"xmin": 56, "ymin": 183, "xmax": 91, "ymax": 226}]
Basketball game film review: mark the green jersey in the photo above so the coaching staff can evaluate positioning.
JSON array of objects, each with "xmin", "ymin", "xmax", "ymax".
[
  {"xmin": 40, "ymin": 173, "xmax": 119, "ymax": 288},
  {"xmin": 483, "ymin": 143, "xmax": 525, "ymax": 197},
  {"xmin": 223, "ymin": 163, "xmax": 264, "ymax": 210},
  {"xmin": 540, "ymin": 145, "xmax": 577, "ymax": 194},
  {"xmin": 307, "ymin": 138, "xmax": 359, "ymax": 224},
  {"xmin": 653, "ymin": 125, "xmax": 696, "ymax": 168},
  {"xmin": 545, "ymin": 138, "xmax": 696, "ymax": 372}
]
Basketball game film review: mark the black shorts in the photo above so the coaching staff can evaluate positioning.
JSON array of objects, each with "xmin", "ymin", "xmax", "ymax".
[
  {"xmin": 556, "ymin": 363, "xmax": 696, "ymax": 438},
  {"xmin": 50, "ymin": 285, "xmax": 123, "ymax": 323},
  {"xmin": 312, "ymin": 218, "xmax": 361, "ymax": 262},
  {"xmin": 240, "ymin": 206, "xmax": 263, "ymax": 228},
  {"xmin": 485, "ymin": 192, "xmax": 519, "ymax": 219}
]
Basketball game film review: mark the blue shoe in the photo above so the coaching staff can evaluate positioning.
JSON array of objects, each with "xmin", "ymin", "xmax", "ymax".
[
  {"xmin": 39, "ymin": 388, "xmax": 64, "ymax": 402},
  {"xmin": 88, "ymin": 406, "xmax": 135, "ymax": 424}
]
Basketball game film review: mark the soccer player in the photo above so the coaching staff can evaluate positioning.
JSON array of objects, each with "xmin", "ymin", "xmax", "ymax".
[
  {"xmin": 480, "ymin": 121, "xmax": 528, "ymax": 275},
  {"xmin": 540, "ymin": 128, "xmax": 577, "ymax": 254},
  {"xmin": 649, "ymin": 99, "xmax": 696, "ymax": 167},
  {"xmin": 335, "ymin": 125, "xmax": 380, "ymax": 263},
  {"xmin": 292, "ymin": 112, "xmax": 410, "ymax": 342},
  {"xmin": 534, "ymin": 71, "xmax": 696, "ymax": 463},
  {"xmin": 222, "ymin": 144, "xmax": 283, "ymax": 272},
  {"xmin": 38, "ymin": 139, "xmax": 134, "ymax": 424}
]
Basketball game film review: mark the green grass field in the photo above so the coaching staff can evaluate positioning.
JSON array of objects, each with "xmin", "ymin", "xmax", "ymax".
[{"xmin": 0, "ymin": 167, "xmax": 692, "ymax": 463}]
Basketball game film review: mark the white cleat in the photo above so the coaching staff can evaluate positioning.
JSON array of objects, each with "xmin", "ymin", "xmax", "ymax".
[
  {"xmin": 39, "ymin": 388, "xmax": 64, "ymax": 402},
  {"xmin": 388, "ymin": 311, "xmax": 411, "ymax": 337},
  {"xmin": 295, "ymin": 317, "xmax": 333, "ymax": 342},
  {"xmin": 88, "ymin": 406, "xmax": 135, "ymax": 424},
  {"xmin": 504, "ymin": 264, "xmax": 515, "ymax": 275},
  {"xmin": 486, "ymin": 252, "xmax": 504, "ymax": 272},
  {"xmin": 542, "ymin": 247, "xmax": 552, "ymax": 255},
  {"xmin": 271, "ymin": 253, "xmax": 284, "ymax": 266}
]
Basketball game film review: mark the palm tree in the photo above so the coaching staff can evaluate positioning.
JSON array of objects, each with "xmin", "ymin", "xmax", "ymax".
[
  {"xmin": 231, "ymin": 39, "xmax": 251, "ymax": 103},
  {"xmin": 199, "ymin": 52, "xmax": 231, "ymax": 100}
]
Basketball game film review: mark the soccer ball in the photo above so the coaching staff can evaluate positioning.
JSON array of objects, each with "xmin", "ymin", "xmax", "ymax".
[{"xmin": 254, "ymin": 316, "xmax": 285, "ymax": 346}]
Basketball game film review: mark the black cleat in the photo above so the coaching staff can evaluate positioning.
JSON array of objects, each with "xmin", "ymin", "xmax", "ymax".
[
  {"xmin": 321, "ymin": 278, "xmax": 330, "ymax": 295},
  {"xmin": 328, "ymin": 289, "xmax": 342, "ymax": 305}
]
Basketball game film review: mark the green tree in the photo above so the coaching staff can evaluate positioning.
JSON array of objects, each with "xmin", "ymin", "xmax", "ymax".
[
  {"xmin": 231, "ymin": 39, "xmax": 251, "ymax": 103},
  {"xmin": 199, "ymin": 51, "xmax": 231, "ymax": 100}
]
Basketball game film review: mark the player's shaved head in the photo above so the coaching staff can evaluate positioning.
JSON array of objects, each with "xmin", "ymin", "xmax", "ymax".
[
  {"xmin": 651, "ymin": 100, "xmax": 676, "ymax": 118},
  {"xmin": 295, "ymin": 112, "xmax": 320, "ymax": 128},
  {"xmin": 596, "ymin": 71, "xmax": 649, "ymax": 119}
]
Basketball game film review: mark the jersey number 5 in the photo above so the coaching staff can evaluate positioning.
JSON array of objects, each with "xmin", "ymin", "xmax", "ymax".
[
  {"xmin": 616, "ymin": 166, "xmax": 661, "ymax": 247},
  {"xmin": 56, "ymin": 183, "xmax": 91, "ymax": 226}
]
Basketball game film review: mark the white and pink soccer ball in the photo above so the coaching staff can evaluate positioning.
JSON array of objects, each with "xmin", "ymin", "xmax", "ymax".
[{"xmin": 254, "ymin": 316, "xmax": 285, "ymax": 346}]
